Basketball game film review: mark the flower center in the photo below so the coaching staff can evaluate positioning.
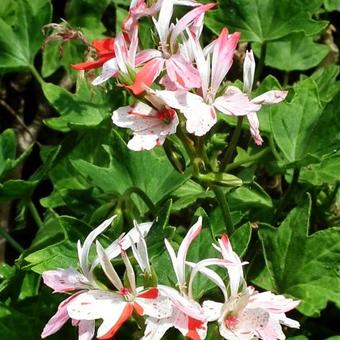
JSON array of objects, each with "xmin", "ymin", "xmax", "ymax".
[{"xmin": 224, "ymin": 313, "xmax": 239, "ymax": 329}]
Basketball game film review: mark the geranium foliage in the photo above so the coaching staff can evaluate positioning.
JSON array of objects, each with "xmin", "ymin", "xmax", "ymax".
[{"xmin": 0, "ymin": 0, "xmax": 339, "ymax": 339}]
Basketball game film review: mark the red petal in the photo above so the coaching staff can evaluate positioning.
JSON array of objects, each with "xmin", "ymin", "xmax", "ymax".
[
  {"xmin": 92, "ymin": 38, "xmax": 115, "ymax": 55},
  {"xmin": 125, "ymin": 58, "xmax": 163, "ymax": 95},
  {"xmin": 133, "ymin": 302, "xmax": 144, "ymax": 315},
  {"xmin": 137, "ymin": 288, "xmax": 159, "ymax": 299},
  {"xmin": 97, "ymin": 304, "xmax": 133, "ymax": 339},
  {"xmin": 71, "ymin": 56, "xmax": 113, "ymax": 71},
  {"xmin": 187, "ymin": 317, "xmax": 204, "ymax": 340}
]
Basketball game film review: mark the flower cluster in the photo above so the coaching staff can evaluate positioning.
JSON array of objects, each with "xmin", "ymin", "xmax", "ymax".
[
  {"xmin": 72, "ymin": 0, "xmax": 287, "ymax": 151},
  {"xmin": 41, "ymin": 216, "xmax": 299, "ymax": 340}
]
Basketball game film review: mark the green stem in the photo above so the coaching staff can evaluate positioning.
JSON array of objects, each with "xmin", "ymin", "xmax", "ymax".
[
  {"xmin": 213, "ymin": 186, "xmax": 235, "ymax": 235},
  {"xmin": 225, "ymin": 147, "xmax": 270, "ymax": 172},
  {"xmin": 177, "ymin": 124, "xmax": 200, "ymax": 176},
  {"xmin": 220, "ymin": 117, "xmax": 244, "ymax": 172},
  {"xmin": 27, "ymin": 201, "xmax": 44, "ymax": 229},
  {"xmin": 124, "ymin": 187, "xmax": 156, "ymax": 215},
  {"xmin": 0, "ymin": 227, "xmax": 24, "ymax": 253},
  {"xmin": 254, "ymin": 42, "xmax": 267, "ymax": 85},
  {"xmin": 30, "ymin": 66, "xmax": 44, "ymax": 86},
  {"xmin": 283, "ymin": 72, "xmax": 289, "ymax": 87}
]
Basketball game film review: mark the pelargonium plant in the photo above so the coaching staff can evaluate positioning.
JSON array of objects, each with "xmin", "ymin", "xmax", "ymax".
[{"xmin": 0, "ymin": 0, "xmax": 339, "ymax": 339}]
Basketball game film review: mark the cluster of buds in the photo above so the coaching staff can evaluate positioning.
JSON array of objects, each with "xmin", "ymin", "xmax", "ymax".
[
  {"xmin": 41, "ymin": 216, "xmax": 300, "ymax": 340},
  {"xmin": 71, "ymin": 0, "xmax": 287, "ymax": 151}
]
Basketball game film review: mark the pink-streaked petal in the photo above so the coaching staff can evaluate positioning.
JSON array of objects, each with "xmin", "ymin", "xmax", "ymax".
[
  {"xmin": 42, "ymin": 268, "xmax": 90, "ymax": 293},
  {"xmin": 183, "ymin": 101, "xmax": 217, "ymax": 136},
  {"xmin": 67, "ymin": 290, "xmax": 124, "ymax": 321},
  {"xmin": 114, "ymin": 34, "xmax": 129, "ymax": 73},
  {"xmin": 165, "ymin": 54, "xmax": 201, "ymax": 90},
  {"xmin": 238, "ymin": 308, "xmax": 270, "ymax": 333},
  {"xmin": 96, "ymin": 241, "xmax": 123, "ymax": 291},
  {"xmin": 174, "ymin": 0, "xmax": 201, "ymax": 6},
  {"xmin": 41, "ymin": 294, "xmax": 79, "ymax": 338},
  {"xmin": 158, "ymin": 285, "xmax": 206, "ymax": 322},
  {"xmin": 211, "ymin": 28, "xmax": 240, "ymax": 94},
  {"xmin": 136, "ymin": 49, "xmax": 162, "ymax": 65},
  {"xmin": 135, "ymin": 293, "xmax": 173, "ymax": 319},
  {"xmin": 248, "ymin": 291, "xmax": 300, "ymax": 314},
  {"xmin": 214, "ymin": 87, "xmax": 261, "ymax": 117},
  {"xmin": 78, "ymin": 320, "xmax": 95, "ymax": 340},
  {"xmin": 258, "ymin": 318, "xmax": 286, "ymax": 340},
  {"xmin": 143, "ymin": 316, "xmax": 173, "ymax": 340},
  {"xmin": 170, "ymin": 3, "xmax": 215, "ymax": 47},
  {"xmin": 247, "ymin": 111, "xmax": 263, "ymax": 145},
  {"xmin": 125, "ymin": 58, "xmax": 164, "ymax": 95},
  {"xmin": 92, "ymin": 58, "xmax": 119, "ymax": 85},
  {"xmin": 217, "ymin": 234, "xmax": 245, "ymax": 296},
  {"xmin": 202, "ymin": 300, "xmax": 223, "ymax": 322},
  {"xmin": 127, "ymin": 26, "xmax": 139, "ymax": 67},
  {"xmin": 251, "ymin": 90, "xmax": 288, "ymax": 105},
  {"xmin": 78, "ymin": 216, "xmax": 115, "ymax": 280},
  {"xmin": 243, "ymin": 50, "xmax": 256, "ymax": 94}
]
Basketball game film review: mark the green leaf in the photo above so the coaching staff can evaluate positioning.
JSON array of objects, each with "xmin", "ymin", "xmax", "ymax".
[
  {"xmin": 72, "ymin": 131, "xmax": 190, "ymax": 212},
  {"xmin": 24, "ymin": 215, "xmax": 93, "ymax": 273},
  {"xmin": 253, "ymin": 33, "xmax": 330, "ymax": 71},
  {"xmin": 270, "ymin": 78, "xmax": 340, "ymax": 166},
  {"xmin": 311, "ymin": 64, "xmax": 340, "ymax": 104},
  {"xmin": 0, "ymin": 179, "xmax": 38, "ymax": 201},
  {"xmin": 324, "ymin": 0, "xmax": 340, "ymax": 11},
  {"xmin": 0, "ymin": 129, "xmax": 32, "ymax": 181},
  {"xmin": 66, "ymin": 0, "xmax": 110, "ymax": 40},
  {"xmin": 42, "ymin": 80, "xmax": 111, "ymax": 132},
  {"xmin": 258, "ymin": 196, "xmax": 340, "ymax": 316},
  {"xmin": 300, "ymin": 151, "xmax": 340, "ymax": 186},
  {"xmin": 0, "ymin": 0, "xmax": 52, "ymax": 72},
  {"xmin": 205, "ymin": 0, "xmax": 327, "ymax": 44}
]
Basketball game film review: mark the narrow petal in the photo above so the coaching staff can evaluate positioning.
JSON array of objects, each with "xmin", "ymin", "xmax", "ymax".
[
  {"xmin": 92, "ymin": 58, "xmax": 119, "ymax": 85},
  {"xmin": 186, "ymin": 261, "xmax": 228, "ymax": 300},
  {"xmin": 176, "ymin": 217, "xmax": 202, "ymax": 287},
  {"xmin": 251, "ymin": 90, "xmax": 288, "ymax": 105},
  {"xmin": 170, "ymin": 3, "xmax": 215, "ymax": 47},
  {"xmin": 91, "ymin": 221, "xmax": 153, "ymax": 270},
  {"xmin": 214, "ymin": 86, "xmax": 261, "ymax": 117},
  {"xmin": 78, "ymin": 320, "xmax": 95, "ymax": 340},
  {"xmin": 71, "ymin": 56, "xmax": 112, "ymax": 71},
  {"xmin": 42, "ymin": 268, "xmax": 90, "ymax": 293},
  {"xmin": 96, "ymin": 241, "xmax": 124, "ymax": 291},
  {"xmin": 211, "ymin": 29, "xmax": 240, "ymax": 94},
  {"xmin": 41, "ymin": 295, "xmax": 76, "ymax": 338},
  {"xmin": 121, "ymin": 250, "xmax": 136, "ymax": 293},
  {"xmin": 78, "ymin": 216, "xmax": 115, "ymax": 280},
  {"xmin": 154, "ymin": 0, "xmax": 174, "ymax": 44},
  {"xmin": 247, "ymin": 111, "xmax": 263, "ymax": 146},
  {"xmin": 164, "ymin": 238, "xmax": 181, "ymax": 284},
  {"xmin": 136, "ymin": 49, "xmax": 162, "ymax": 65},
  {"xmin": 125, "ymin": 58, "xmax": 164, "ymax": 95},
  {"xmin": 165, "ymin": 54, "xmax": 201, "ymax": 90},
  {"xmin": 243, "ymin": 50, "xmax": 256, "ymax": 93}
]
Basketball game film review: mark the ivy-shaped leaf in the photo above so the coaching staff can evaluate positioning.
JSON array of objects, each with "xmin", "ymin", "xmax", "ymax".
[
  {"xmin": 258, "ymin": 196, "xmax": 340, "ymax": 316},
  {"xmin": 0, "ymin": 0, "xmax": 51, "ymax": 72},
  {"xmin": 205, "ymin": 0, "xmax": 327, "ymax": 43}
]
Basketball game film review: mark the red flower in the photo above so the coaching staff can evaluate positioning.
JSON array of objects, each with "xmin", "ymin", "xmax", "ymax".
[{"xmin": 71, "ymin": 38, "xmax": 115, "ymax": 71}]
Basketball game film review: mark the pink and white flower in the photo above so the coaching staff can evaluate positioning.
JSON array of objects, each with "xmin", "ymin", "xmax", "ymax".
[
  {"xmin": 41, "ymin": 216, "xmax": 116, "ymax": 339},
  {"xmin": 196, "ymin": 235, "xmax": 300, "ymax": 340},
  {"xmin": 228, "ymin": 50, "xmax": 288, "ymax": 145},
  {"xmin": 156, "ymin": 28, "xmax": 259, "ymax": 136},
  {"xmin": 112, "ymin": 91, "xmax": 179, "ymax": 151},
  {"xmin": 67, "ymin": 244, "xmax": 172, "ymax": 339},
  {"xmin": 143, "ymin": 217, "xmax": 208, "ymax": 340},
  {"xmin": 137, "ymin": 2, "xmax": 215, "ymax": 91}
]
